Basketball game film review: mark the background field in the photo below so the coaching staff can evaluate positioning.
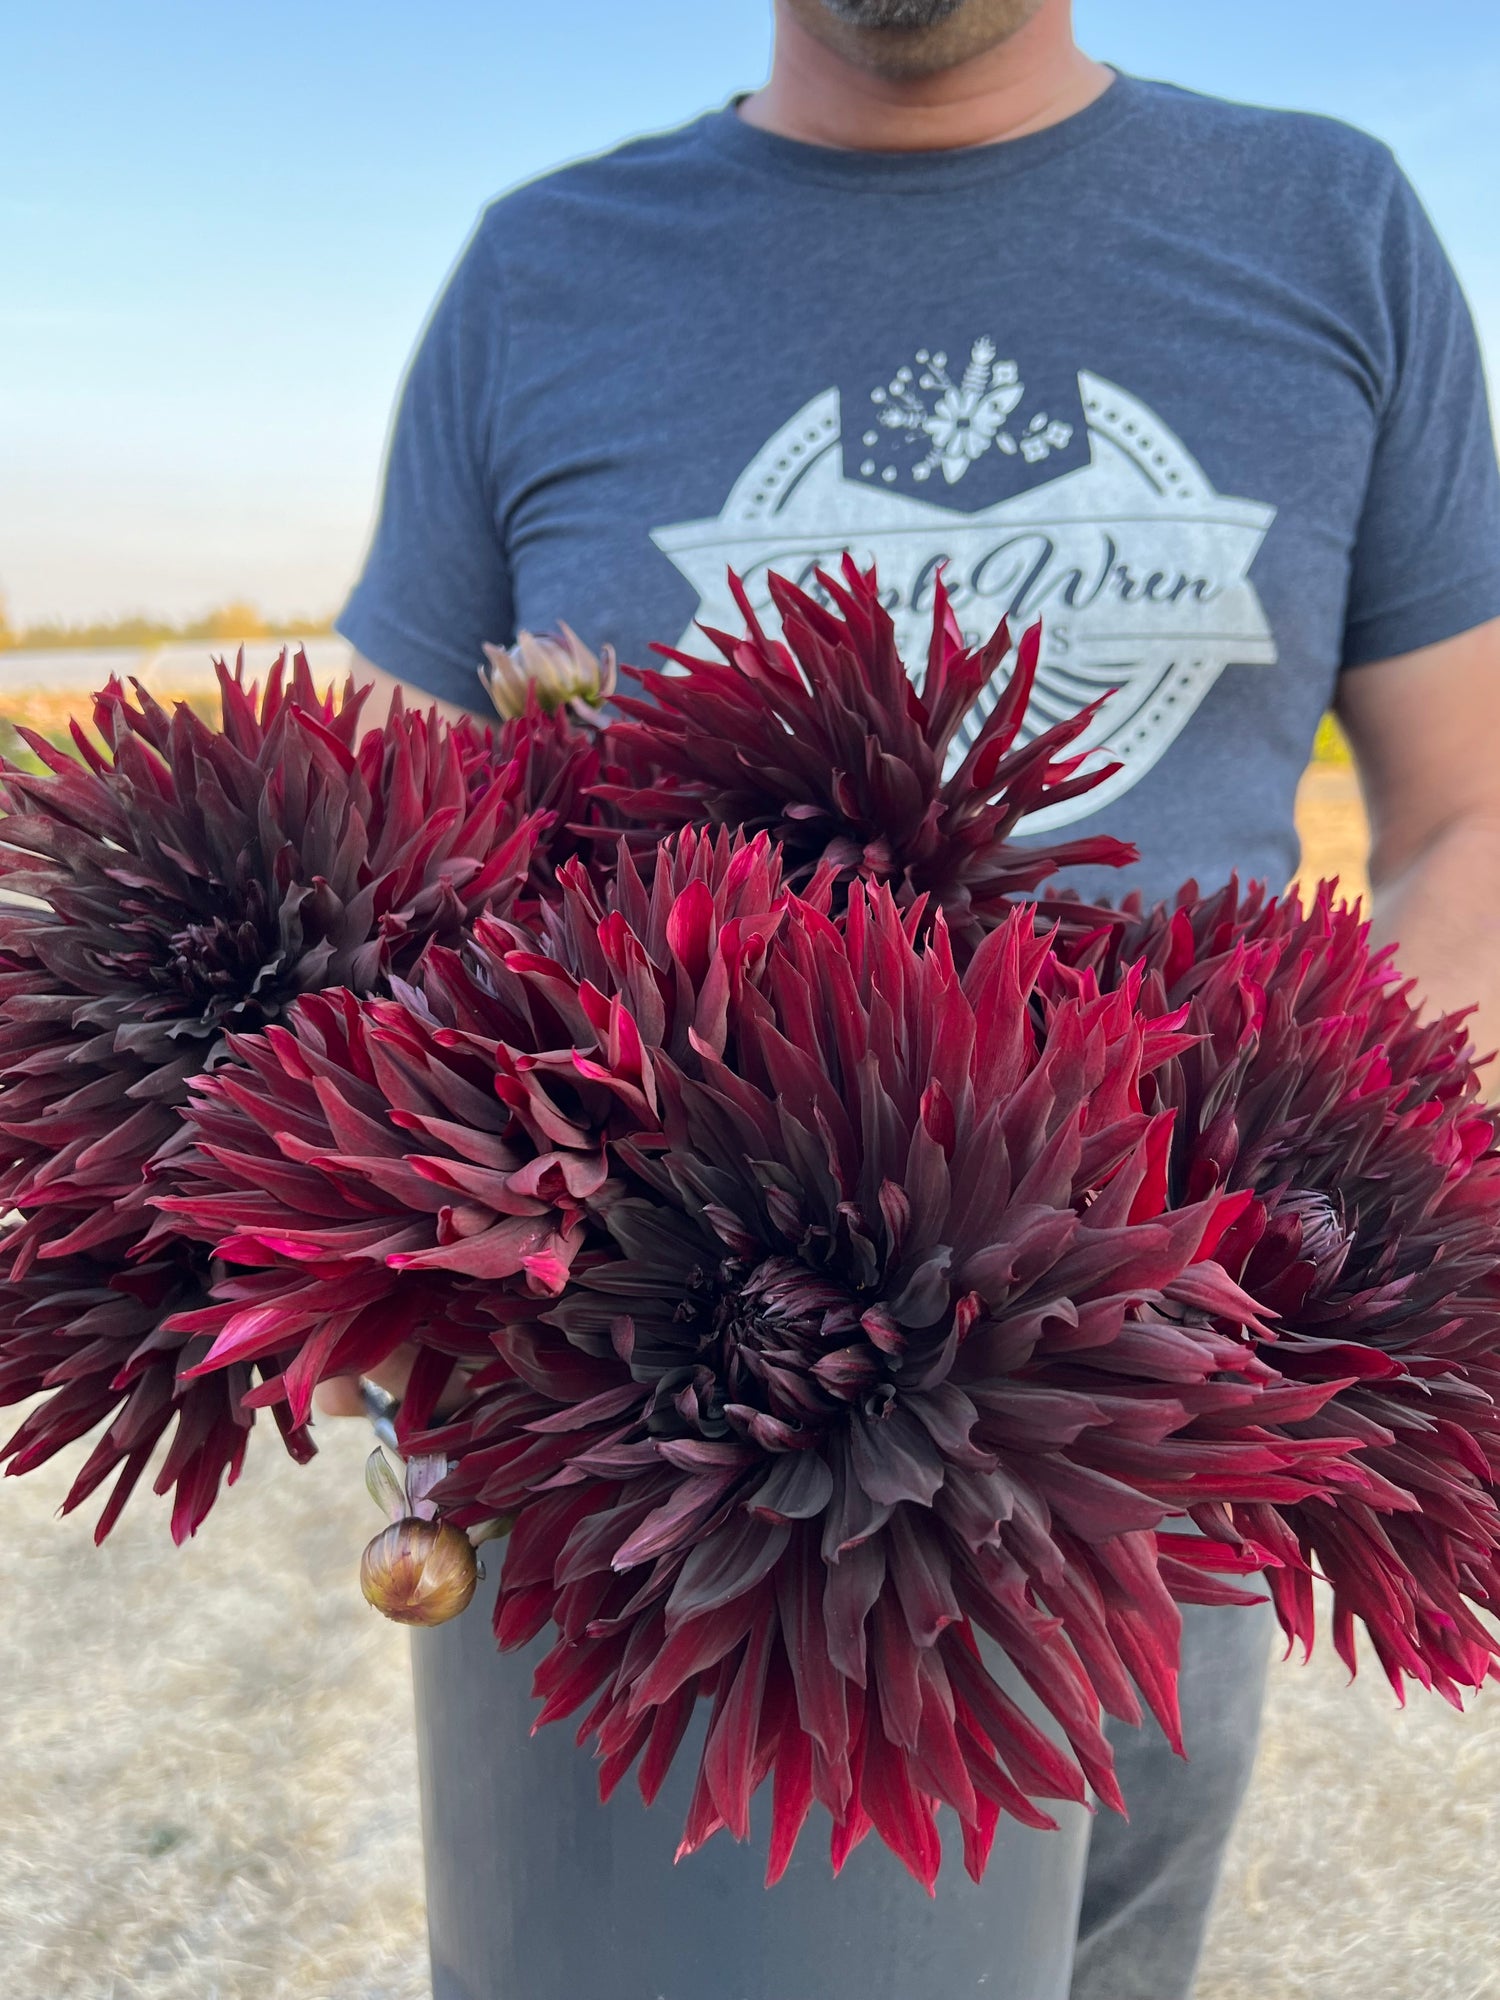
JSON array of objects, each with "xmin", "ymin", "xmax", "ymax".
[{"xmin": 4, "ymin": 739, "xmax": 1497, "ymax": 2000}]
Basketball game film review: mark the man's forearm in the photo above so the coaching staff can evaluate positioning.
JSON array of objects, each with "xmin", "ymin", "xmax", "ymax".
[
  {"xmin": 1367, "ymin": 814, "xmax": 1500, "ymax": 1080},
  {"xmin": 1332, "ymin": 624, "xmax": 1500, "ymax": 1087},
  {"xmin": 347, "ymin": 651, "xmax": 475, "ymax": 730}
]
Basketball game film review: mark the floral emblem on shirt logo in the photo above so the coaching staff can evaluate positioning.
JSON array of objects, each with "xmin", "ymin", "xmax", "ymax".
[{"xmin": 860, "ymin": 337, "xmax": 1075, "ymax": 487}]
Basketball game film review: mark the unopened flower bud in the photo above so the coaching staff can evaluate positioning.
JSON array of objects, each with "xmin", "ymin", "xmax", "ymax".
[
  {"xmin": 360, "ymin": 1517, "xmax": 479, "ymax": 1626},
  {"xmin": 481, "ymin": 623, "xmax": 616, "ymax": 719}
]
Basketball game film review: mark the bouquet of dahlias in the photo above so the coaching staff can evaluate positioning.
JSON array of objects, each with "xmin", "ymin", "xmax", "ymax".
[
  {"xmin": 4, "ymin": 566, "xmax": 1500, "ymax": 1890},
  {"xmin": 0, "ymin": 655, "xmax": 556, "ymax": 1535}
]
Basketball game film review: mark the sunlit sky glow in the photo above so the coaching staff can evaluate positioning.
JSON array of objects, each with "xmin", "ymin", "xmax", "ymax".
[{"xmin": 3, "ymin": 0, "xmax": 1497, "ymax": 625}]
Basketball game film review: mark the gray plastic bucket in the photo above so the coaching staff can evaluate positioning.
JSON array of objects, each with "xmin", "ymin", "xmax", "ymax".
[{"xmin": 412, "ymin": 1567, "xmax": 1091, "ymax": 2000}]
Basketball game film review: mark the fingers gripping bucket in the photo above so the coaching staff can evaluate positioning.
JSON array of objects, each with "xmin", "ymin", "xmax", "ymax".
[{"xmin": 412, "ymin": 1569, "xmax": 1091, "ymax": 2000}]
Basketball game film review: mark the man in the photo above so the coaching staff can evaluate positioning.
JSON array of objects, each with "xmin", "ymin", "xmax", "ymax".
[{"xmin": 324, "ymin": 3, "xmax": 1500, "ymax": 1995}]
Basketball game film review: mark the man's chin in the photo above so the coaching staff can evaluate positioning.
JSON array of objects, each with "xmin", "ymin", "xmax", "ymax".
[{"xmin": 789, "ymin": 0, "xmax": 1045, "ymax": 79}]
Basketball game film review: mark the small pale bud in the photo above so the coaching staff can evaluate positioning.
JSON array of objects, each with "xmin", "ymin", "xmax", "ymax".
[
  {"xmin": 360, "ymin": 1516, "xmax": 479, "ymax": 1626},
  {"xmin": 481, "ymin": 623, "xmax": 616, "ymax": 720}
]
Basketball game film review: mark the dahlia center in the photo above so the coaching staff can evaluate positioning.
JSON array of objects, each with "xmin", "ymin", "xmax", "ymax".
[
  {"xmin": 132, "ymin": 882, "xmax": 288, "ymax": 1033},
  {"xmin": 654, "ymin": 1253, "xmax": 890, "ymax": 1441},
  {"xmin": 1281, "ymin": 1189, "xmax": 1353, "ymax": 1287}
]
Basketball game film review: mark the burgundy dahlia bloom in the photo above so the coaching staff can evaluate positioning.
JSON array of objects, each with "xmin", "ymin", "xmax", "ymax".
[
  {"xmin": 161, "ymin": 830, "xmax": 796, "ymax": 1438},
  {"xmin": 599, "ymin": 558, "xmax": 1134, "ymax": 956},
  {"xmin": 169, "ymin": 844, "xmax": 1360, "ymax": 1884},
  {"xmin": 1062, "ymin": 878, "xmax": 1500, "ymax": 1697},
  {"xmin": 0, "ymin": 652, "xmax": 542, "ymax": 1538}
]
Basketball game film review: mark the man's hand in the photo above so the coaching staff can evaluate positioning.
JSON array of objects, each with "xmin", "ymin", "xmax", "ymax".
[
  {"xmin": 313, "ymin": 1346, "xmax": 423, "ymax": 1419},
  {"xmin": 1336, "ymin": 615, "xmax": 1500, "ymax": 1077}
]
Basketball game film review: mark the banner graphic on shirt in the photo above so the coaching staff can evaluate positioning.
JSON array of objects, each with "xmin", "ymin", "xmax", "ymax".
[{"xmin": 650, "ymin": 367, "xmax": 1278, "ymax": 831}]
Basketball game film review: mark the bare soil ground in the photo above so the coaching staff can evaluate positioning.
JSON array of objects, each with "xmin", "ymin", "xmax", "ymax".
[{"xmin": 5, "ymin": 764, "xmax": 1497, "ymax": 1999}]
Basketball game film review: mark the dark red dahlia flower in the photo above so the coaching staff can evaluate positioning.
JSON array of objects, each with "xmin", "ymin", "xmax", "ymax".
[
  {"xmin": 0, "ymin": 652, "xmax": 542, "ymax": 1538},
  {"xmin": 160, "ymin": 829, "xmax": 797, "ymax": 1438},
  {"xmin": 1061, "ymin": 878, "xmax": 1500, "ymax": 1698},
  {"xmin": 169, "ymin": 847, "xmax": 1360, "ymax": 1884},
  {"xmin": 598, "ymin": 558, "xmax": 1134, "ymax": 957}
]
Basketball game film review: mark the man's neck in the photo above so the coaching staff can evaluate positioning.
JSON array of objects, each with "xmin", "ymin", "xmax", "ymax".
[{"xmin": 739, "ymin": 4, "xmax": 1112, "ymax": 155}]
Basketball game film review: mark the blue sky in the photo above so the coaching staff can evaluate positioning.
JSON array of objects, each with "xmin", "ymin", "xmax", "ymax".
[{"xmin": 3, "ymin": 0, "xmax": 1497, "ymax": 625}]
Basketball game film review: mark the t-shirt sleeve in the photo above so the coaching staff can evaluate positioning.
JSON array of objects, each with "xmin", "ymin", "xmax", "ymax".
[
  {"xmin": 1341, "ymin": 162, "xmax": 1500, "ymax": 669},
  {"xmin": 337, "ymin": 217, "xmax": 513, "ymax": 710}
]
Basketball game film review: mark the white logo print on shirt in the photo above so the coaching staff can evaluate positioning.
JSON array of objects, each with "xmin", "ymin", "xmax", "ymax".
[
  {"xmin": 650, "ymin": 353, "xmax": 1278, "ymax": 831},
  {"xmin": 861, "ymin": 339, "xmax": 1073, "ymax": 488}
]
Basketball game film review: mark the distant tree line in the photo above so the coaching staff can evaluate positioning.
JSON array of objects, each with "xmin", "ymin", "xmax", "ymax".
[{"xmin": 0, "ymin": 597, "xmax": 333, "ymax": 652}]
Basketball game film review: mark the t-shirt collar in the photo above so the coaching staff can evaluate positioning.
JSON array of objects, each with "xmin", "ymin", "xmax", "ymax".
[{"xmin": 697, "ymin": 68, "xmax": 1139, "ymax": 193}]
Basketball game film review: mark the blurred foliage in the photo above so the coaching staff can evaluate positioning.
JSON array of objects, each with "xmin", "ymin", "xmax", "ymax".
[
  {"xmin": 0, "ymin": 688, "xmax": 222, "ymax": 776},
  {"xmin": 1313, "ymin": 713, "xmax": 1352, "ymax": 765},
  {"xmin": 0, "ymin": 729, "xmax": 52, "ymax": 777},
  {"xmin": 0, "ymin": 595, "xmax": 332, "ymax": 653}
]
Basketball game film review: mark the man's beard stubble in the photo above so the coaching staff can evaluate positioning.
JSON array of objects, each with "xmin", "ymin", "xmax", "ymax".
[
  {"xmin": 793, "ymin": 0, "xmax": 1053, "ymax": 77},
  {"xmin": 817, "ymin": 0, "xmax": 970, "ymax": 23}
]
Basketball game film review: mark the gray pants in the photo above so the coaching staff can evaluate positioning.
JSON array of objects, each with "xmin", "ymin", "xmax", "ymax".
[
  {"xmin": 1070, "ymin": 1595, "xmax": 1276, "ymax": 2000},
  {"xmin": 412, "ymin": 1581, "xmax": 1273, "ymax": 2000}
]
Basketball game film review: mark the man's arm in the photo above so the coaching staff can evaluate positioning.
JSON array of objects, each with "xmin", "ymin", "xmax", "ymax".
[
  {"xmin": 1335, "ymin": 616, "xmax": 1500, "ymax": 1073},
  {"xmin": 345, "ymin": 650, "xmax": 477, "ymax": 730}
]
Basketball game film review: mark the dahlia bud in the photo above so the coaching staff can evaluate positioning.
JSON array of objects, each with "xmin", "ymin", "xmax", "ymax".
[
  {"xmin": 481, "ymin": 623, "xmax": 617, "ymax": 720},
  {"xmin": 360, "ymin": 1444, "xmax": 479, "ymax": 1626},
  {"xmin": 360, "ymin": 1515, "xmax": 479, "ymax": 1626}
]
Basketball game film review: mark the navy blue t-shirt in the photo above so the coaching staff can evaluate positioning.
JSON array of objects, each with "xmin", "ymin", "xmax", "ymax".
[{"xmin": 339, "ymin": 72, "xmax": 1500, "ymax": 903}]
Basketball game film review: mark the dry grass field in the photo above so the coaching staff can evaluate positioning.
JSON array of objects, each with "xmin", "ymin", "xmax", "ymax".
[
  {"xmin": 4, "ymin": 759, "xmax": 1498, "ymax": 1999},
  {"xmin": 1292, "ymin": 759, "xmax": 1371, "ymax": 906}
]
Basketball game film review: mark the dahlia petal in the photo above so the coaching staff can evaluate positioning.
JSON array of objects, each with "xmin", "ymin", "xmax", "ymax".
[
  {"xmin": 776, "ymin": 1536, "xmax": 852, "ymax": 1767},
  {"xmin": 860, "ymin": 1707, "xmax": 942, "ymax": 1895},
  {"xmin": 702, "ymin": 1617, "xmax": 776, "ymax": 1841},
  {"xmin": 744, "ymin": 1451, "xmax": 834, "ymax": 1522},
  {"xmin": 870, "ymin": 1592, "xmax": 925, "ymax": 1751},
  {"xmin": 1088, "ymin": 1530, "xmax": 1186, "ymax": 1752},
  {"xmin": 627, "ymin": 1597, "xmax": 763, "ymax": 1713},
  {"xmin": 596, "ymin": 1711, "xmax": 654, "ymax": 1803},
  {"xmin": 666, "ymin": 1515, "xmax": 790, "ymax": 1628},
  {"xmin": 886, "ymin": 1506, "xmax": 962, "ymax": 1646},
  {"xmin": 942, "ymin": 1629, "xmax": 1087, "ymax": 1806},
  {"xmin": 951, "ymin": 1703, "xmax": 1061, "ymax": 1832},
  {"xmin": 612, "ymin": 1471, "xmax": 747, "ymax": 1573},
  {"xmin": 531, "ymin": 1633, "xmax": 627, "ymax": 1730},
  {"xmin": 766, "ymin": 1696, "xmax": 816, "ymax": 1887},
  {"xmin": 495, "ymin": 1581, "xmax": 555, "ymax": 1648},
  {"xmin": 911, "ymin": 1653, "xmax": 980, "ymax": 1824},
  {"xmin": 847, "ymin": 1403, "xmax": 946, "ymax": 1508},
  {"xmin": 387, "ymin": 1214, "xmax": 564, "ymax": 1278},
  {"xmin": 959, "ymin": 1787, "xmax": 1004, "ymax": 1885},
  {"xmin": 636, "ymin": 1680, "xmax": 699, "ymax": 1808}
]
